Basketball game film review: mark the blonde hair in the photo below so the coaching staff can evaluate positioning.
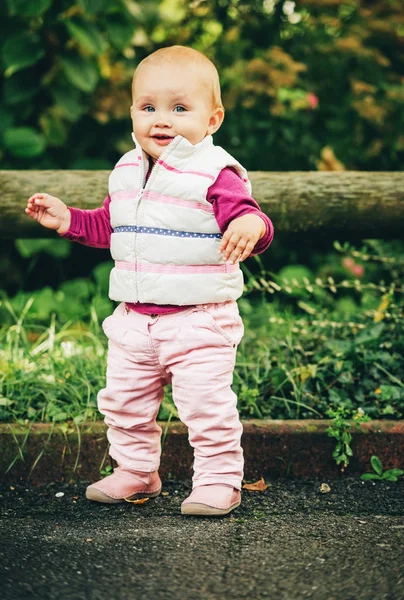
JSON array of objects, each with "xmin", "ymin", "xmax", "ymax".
[{"xmin": 132, "ymin": 46, "xmax": 223, "ymax": 110}]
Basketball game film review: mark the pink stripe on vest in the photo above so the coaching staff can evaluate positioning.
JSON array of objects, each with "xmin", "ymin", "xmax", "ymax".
[
  {"xmin": 115, "ymin": 261, "xmax": 239, "ymax": 274},
  {"xmin": 114, "ymin": 162, "xmax": 140, "ymax": 169},
  {"xmin": 110, "ymin": 190, "xmax": 140, "ymax": 201},
  {"xmin": 142, "ymin": 190, "xmax": 214, "ymax": 213},
  {"xmin": 157, "ymin": 159, "xmax": 215, "ymax": 181}
]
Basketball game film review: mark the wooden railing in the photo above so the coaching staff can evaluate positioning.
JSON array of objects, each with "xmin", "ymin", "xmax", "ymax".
[{"xmin": 1, "ymin": 171, "xmax": 403, "ymax": 238}]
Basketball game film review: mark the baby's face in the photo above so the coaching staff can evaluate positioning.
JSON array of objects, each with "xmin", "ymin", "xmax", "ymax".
[{"xmin": 131, "ymin": 63, "xmax": 223, "ymax": 162}]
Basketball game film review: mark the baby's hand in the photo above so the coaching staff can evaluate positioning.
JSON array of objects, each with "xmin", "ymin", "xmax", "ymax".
[
  {"xmin": 218, "ymin": 214, "xmax": 266, "ymax": 264},
  {"xmin": 25, "ymin": 193, "xmax": 71, "ymax": 235}
]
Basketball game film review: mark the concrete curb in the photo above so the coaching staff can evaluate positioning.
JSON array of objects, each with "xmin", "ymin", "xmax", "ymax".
[{"xmin": 1, "ymin": 420, "xmax": 403, "ymax": 483}]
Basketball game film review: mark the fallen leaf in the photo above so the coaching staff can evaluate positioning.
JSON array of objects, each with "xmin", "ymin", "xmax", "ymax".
[
  {"xmin": 124, "ymin": 497, "xmax": 150, "ymax": 504},
  {"xmin": 86, "ymin": 538, "xmax": 92, "ymax": 542},
  {"xmin": 242, "ymin": 477, "xmax": 268, "ymax": 492},
  {"xmin": 161, "ymin": 492, "xmax": 169, "ymax": 496},
  {"xmin": 9, "ymin": 486, "xmax": 15, "ymax": 491},
  {"xmin": 319, "ymin": 483, "xmax": 331, "ymax": 494}
]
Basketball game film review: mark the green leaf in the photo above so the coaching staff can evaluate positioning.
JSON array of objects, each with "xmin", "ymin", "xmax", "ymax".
[
  {"xmin": 342, "ymin": 431, "xmax": 352, "ymax": 444},
  {"xmin": 39, "ymin": 112, "xmax": 68, "ymax": 146},
  {"xmin": 380, "ymin": 385, "xmax": 403, "ymax": 401},
  {"xmin": 3, "ymin": 127, "xmax": 46, "ymax": 158},
  {"xmin": 328, "ymin": 388, "xmax": 342, "ymax": 404},
  {"xmin": 51, "ymin": 411, "xmax": 70, "ymax": 422},
  {"xmin": 60, "ymin": 55, "xmax": 99, "ymax": 93},
  {"xmin": 105, "ymin": 13, "xmax": 136, "ymax": 50},
  {"xmin": 325, "ymin": 339, "xmax": 352, "ymax": 354},
  {"xmin": 3, "ymin": 72, "xmax": 40, "ymax": 105},
  {"xmin": 326, "ymin": 428, "xmax": 339, "ymax": 440},
  {"xmin": 0, "ymin": 397, "xmax": 14, "ymax": 406},
  {"xmin": 336, "ymin": 454, "xmax": 347, "ymax": 464},
  {"xmin": 51, "ymin": 85, "xmax": 84, "ymax": 122},
  {"xmin": 339, "ymin": 371, "xmax": 353, "ymax": 384},
  {"xmin": 334, "ymin": 442, "xmax": 343, "ymax": 453},
  {"xmin": 360, "ymin": 473, "xmax": 382, "ymax": 480},
  {"xmin": 385, "ymin": 468, "xmax": 404, "ymax": 477},
  {"xmin": 59, "ymin": 278, "xmax": 94, "ymax": 299},
  {"xmin": 65, "ymin": 20, "xmax": 106, "ymax": 55},
  {"xmin": 6, "ymin": 0, "xmax": 51, "ymax": 17},
  {"xmin": 11, "ymin": 287, "xmax": 55, "ymax": 321},
  {"xmin": 2, "ymin": 32, "xmax": 45, "ymax": 76},
  {"xmin": 354, "ymin": 324, "xmax": 385, "ymax": 346},
  {"xmin": 15, "ymin": 239, "xmax": 71, "ymax": 258},
  {"xmin": 370, "ymin": 455, "xmax": 384, "ymax": 476}
]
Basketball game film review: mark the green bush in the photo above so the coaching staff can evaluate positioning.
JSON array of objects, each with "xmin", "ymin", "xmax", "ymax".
[{"xmin": 1, "ymin": 0, "xmax": 403, "ymax": 170}]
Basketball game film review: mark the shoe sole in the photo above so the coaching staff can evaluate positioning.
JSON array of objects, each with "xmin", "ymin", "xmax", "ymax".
[
  {"xmin": 181, "ymin": 499, "xmax": 241, "ymax": 516},
  {"xmin": 86, "ymin": 487, "xmax": 162, "ymax": 504}
]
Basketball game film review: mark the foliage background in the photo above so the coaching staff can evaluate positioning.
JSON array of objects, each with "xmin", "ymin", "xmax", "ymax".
[{"xmin": 1, "ymin": 0, "xmax": 403, "ymax": 172}]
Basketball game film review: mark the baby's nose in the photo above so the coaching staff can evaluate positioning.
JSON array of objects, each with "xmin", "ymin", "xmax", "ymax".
[{"xmin": 154, "ymin": 113, "xmax": 172, "ymax": 128}]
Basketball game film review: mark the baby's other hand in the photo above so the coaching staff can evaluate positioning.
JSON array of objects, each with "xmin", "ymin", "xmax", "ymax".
[
  {"xmin": 218, "ymin": 214, "xmax": 266, "ymax": 264},
  {"xmin": 25, "ymin": 193, "xmax": 71, "ymax": 235}
]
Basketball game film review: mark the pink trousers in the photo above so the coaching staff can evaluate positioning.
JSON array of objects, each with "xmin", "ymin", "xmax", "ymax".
[{"xmin": 97, "ymin": 301, "xmax": 245, "ymax": 489}]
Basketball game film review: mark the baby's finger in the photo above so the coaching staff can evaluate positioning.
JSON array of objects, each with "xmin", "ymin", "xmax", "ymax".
[
  {"xmin": 28, "ymin": 193, "xmax": 46, "ymax": 203},
  {"xmin": 31, "ymin": 194, "xmax": 49, "ymax": 206},
  {"xmin": 25, "ymin": 201, "xmax": 39, "ymax": 213},
  {"xmin": 238, "ymin": 240, "xmax": 256, "ymax": 262},
  {"xmin": 25, "ymin": 205, "xmax": 40, "ymax": 220},
  {"xmin": 229, "ymin": 239, "xmax": 248, "ymax": 263},
  {"xmin": 218, "ymin": 230, "xmax": 232, "ymax": 253},
  {"xmin": 221, "ymin": 234, "xmax": 241, "ymax": 260}
]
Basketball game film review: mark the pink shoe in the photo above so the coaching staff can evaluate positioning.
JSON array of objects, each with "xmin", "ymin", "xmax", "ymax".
[
  {"xmin": 181, "ymin": 484, "xmax": 241, "ymax": 516},
  {"xmin": 86, "ymin": 467, "xmax": 162, "ymax": 504}
]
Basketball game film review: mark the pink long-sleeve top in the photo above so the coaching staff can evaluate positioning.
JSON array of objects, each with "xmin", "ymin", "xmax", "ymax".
[{"xmin": 63, "ymin": 166, "xmax": 274, "ymax": 314}]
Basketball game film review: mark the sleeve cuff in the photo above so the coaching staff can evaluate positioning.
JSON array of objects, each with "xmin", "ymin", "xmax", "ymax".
[{"xmin": 59, "ymin": 207, "xmax": 80, "ymax": 239}]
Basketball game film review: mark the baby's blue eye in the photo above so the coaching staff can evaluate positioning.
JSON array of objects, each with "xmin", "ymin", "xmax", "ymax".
[
  {"xmin": 144, "ymin": 106, "xmax": 155, "ymax": 112},
  {"xmin": 173, "ymin": 106, "xmax": 186, "ymax": 113}
]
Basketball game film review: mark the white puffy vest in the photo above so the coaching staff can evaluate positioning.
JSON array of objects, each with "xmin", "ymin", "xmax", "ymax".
[{"xmin": 108, "ymin": 134, "xmax": 252, "ymax": 305}]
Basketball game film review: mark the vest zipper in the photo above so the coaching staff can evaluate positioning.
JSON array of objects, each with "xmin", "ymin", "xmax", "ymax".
[{"xmin": 133, "ymin": 139, "xmax": 178, "ymax": 301}]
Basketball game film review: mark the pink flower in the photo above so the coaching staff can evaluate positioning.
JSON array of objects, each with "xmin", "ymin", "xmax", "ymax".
[
  {"xmin": 342, "ymin": 257, "xmax": 365, "ymax": 277},
  {"xmin": 342, "ymin": 257, "xmax": 355, "ymax": 269},
  {"xmin": 307, "ymin": 92, "xmax": 319, "ymax": 109},
  {"xmin": 352, "ymin": 265, "xmax": 364, "ymax": 277}
]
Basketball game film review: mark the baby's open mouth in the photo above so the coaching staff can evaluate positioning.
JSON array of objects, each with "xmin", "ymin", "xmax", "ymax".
[{"xmin": 152, "ymin": 135, "xmax": 174, "ymax": 140}]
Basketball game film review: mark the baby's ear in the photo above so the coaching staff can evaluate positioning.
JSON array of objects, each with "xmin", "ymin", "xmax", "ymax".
[{"xmin": 207, "ymin": 107, "xmax": 225, "ymax": 135}]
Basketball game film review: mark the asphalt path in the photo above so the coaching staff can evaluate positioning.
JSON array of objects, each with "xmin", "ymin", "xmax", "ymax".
[{"xmin": 1, "ymin": 478, "xmax": 403, "ymax": 600}]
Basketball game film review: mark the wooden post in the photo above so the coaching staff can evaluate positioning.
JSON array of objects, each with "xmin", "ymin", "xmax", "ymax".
[{"xmin": 1, "ymin": 170, "xmax": 403, "ymax": 238}]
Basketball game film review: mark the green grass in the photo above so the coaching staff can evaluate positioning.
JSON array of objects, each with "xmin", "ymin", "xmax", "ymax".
[
  {"xmin": 0, "ymin": 299, "xmax": 105, "ymax": 424},
  {"xmin": 1, "ymin": 282, "xmax": 403, "ymax": 424}
]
